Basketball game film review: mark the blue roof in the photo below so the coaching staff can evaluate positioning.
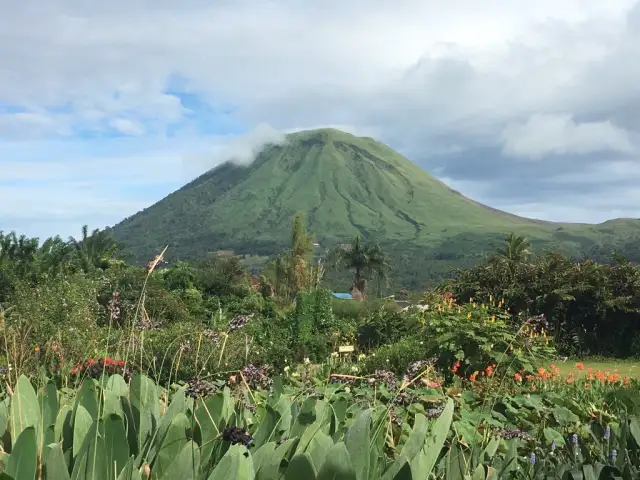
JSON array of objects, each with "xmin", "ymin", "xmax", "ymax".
[{"xmin": 332, "ymin": 292, "xmax": 353, "ymax": 300}]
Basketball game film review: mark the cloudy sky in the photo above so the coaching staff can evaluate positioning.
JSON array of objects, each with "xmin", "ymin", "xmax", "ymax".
[{"xmin": 2, "ymin": 0, "xmax": 639, "ymax": 240}]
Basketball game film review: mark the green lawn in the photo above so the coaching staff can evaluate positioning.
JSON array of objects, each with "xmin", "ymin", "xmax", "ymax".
[{"xmin": 555, "ymin": 359, "xmax": 640, "ymax": 379}]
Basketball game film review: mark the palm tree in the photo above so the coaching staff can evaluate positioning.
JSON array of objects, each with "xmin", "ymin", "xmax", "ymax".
[
  {"xmin": 328, "ymin": 236, "xmax": 389, "ymax": 297},
  {"xmin": 68, "ymin": 225, "xmax": 119, "ymax": 272},
  {"xmin": 495, "ymin": 233, "xmax": 532, "ymax": 263}
]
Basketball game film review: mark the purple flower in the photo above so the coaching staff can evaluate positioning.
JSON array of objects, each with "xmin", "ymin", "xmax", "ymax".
[
  {"xmin": 610, "ymin": 449, "xmax": 617, "ymax": 462},
  {"xmin": 604, "ymin": 425, "xmax": 611, "ymax": 440},
  {"xmin": 529, "ymin": 452, "xmax": 536, "ymax": 465},
  {"xmin": 550, "ymin": 440, "xmax": 556, "ymax": 452},
  {"xmin": 572, "ymin": 433, "xmax": 578, "ymax": 446}
]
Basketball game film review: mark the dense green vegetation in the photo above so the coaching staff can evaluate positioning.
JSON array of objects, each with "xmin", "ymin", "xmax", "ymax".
[
  {"xmin": 108, "ymin": 128, "xmax": 640, "ymax": 288},
  {"xmin": 2, "ymin": 221, "xmax": 640, "ymax": 477}
]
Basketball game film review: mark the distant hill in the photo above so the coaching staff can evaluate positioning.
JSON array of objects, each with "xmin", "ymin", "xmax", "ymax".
[{"xmin": 110, "ymin": 128, "xmax": 640, "ymax": 288}]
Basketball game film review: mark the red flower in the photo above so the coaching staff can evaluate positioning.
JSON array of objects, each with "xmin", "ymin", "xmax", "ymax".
[{"xmin": 71, "ymin": 368, "xmax": 77, "ymax": 375}]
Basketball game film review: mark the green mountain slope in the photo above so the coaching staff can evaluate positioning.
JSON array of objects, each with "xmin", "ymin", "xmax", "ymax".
[{"xmin": 110, "ymin": 128, "xmax": 640, "ymax": 285}]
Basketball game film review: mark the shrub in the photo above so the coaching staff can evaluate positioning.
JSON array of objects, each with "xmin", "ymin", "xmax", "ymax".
[
  {"xmin": 5, "ymin": 274, "xmax": 101, "ymax": 372},
  {"xmin": 364, "ymin": 298, "xmax": 557, "ymax": 381}
]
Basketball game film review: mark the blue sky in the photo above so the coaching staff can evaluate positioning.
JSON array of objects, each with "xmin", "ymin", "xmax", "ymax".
[{"xmin": 1, "ymin": 0, "xmax": 640, "ymax": 240}]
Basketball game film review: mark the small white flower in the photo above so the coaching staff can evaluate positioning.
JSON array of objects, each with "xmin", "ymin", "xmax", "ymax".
[
  {"xmin": 331, "ymin": 352, "xmax": 339, "ymax": 358},
  {"xmin": 345, "ymin": 386, "xmax": 351, "ymax": 393},
  {"xmin": 304, "ymin": 357, "xmax": 310, "ymax": 365},
  {"xmin": 351, "ymin": 366, "xmax": 359, "ymax": 373},
  {"xmin": 357, "ymin": 353, "xmax": 366, "ymax": 361},
  {"xmin": 284, "ymin": 365, "xmax": 290, "ymax": 372}
]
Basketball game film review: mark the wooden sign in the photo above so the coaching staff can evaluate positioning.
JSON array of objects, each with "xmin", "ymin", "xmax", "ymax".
[{"xmin": 338, "ymin": 345, "xmax": 354, "ymax": 353}]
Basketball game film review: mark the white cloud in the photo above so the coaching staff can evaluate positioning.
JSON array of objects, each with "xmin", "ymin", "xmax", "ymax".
[
  {"xmin": 1, "ymin": 0, "xmax": 640, "ymax": 235},
  {"xmin": 501, "ymin": 114, "xmax": 636, "ymax": 159},
  {"xmin": 108, "ymin": 118, "xmax": 145, "ymax": 136},
  {"xmin": 182, "ymin": 123, "xmax": 287, "ymax": 178}
]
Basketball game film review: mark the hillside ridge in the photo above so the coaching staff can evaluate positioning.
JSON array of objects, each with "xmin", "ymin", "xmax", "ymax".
[{"xmin": 110, "ymin": 128, "xmax": 640, "ymax": 279}]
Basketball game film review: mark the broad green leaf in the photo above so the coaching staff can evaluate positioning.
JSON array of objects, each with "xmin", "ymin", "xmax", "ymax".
[
  {"xmin": 154, "ymin": 412, "xmax": 190, "ymax": 479},
  {"xmin": 74, "ymin": 378, "xmax": 99, "ymax": 422},
  {"xmin": 155, "ymin": 386, "xmax": 187, "ymax": 448},
  {"xmin": 194, "ymin": 392, "xmax": 233, "ymax": 466},
  {"xmin": 37, "ymin": 380, "xmax": 58, "ymax": 453},
  {"xmin": 130, "ymin": 374, "xmax": 159, "ymax": 453},
  {"xmin": 45, "ymin": 443, "xmax": 71, "ymax": 480},
  {"xmin": 256, "ymin": 438, "xmax": 297, "ymax": 480},
  {"xmin": 417, "ymin": 397, "xmax": 454, "ymax": 477},
  {"xmin": 6, "ymin": 426, "xmax": 37, "ymax": 480},
  {"xmin": 116, "ymin": 457, "xmax": 143, "ymax": 480},
  {"xmin": 106, "ymin": 375, "xmax": 129, "ymax": 397},
  {"xmin": 543, "ymin": 427, "xmax": 566, "ymax": 447},
  {"xmin": 472, "ymin": 464, "xmax": 485, "ymax": 480},
  {"xmin": 252, "ymin": 405, "xmax": 280, "ymax": 449},
  {"xmin": 553, "ymin": 406, "xmax": 579, "ymax": 426},
  {"xmin": 298, "ymin": 419, "xmax": 329, "ymax": 455},
  {"xmin": 159, "ymin": 441, "xmax": 200, "ymax": 480},
  {"xmin": 382, "ymin": 413, "xmax": 429, "ymax": 480},
  {"xmin": 0, "ymin": 397, "xmax": 10, "ymax": 439},
  {"xmin": 72, "ymin": 405, "xmax": 93, "ymax": 458},
  {"xmin": 344, "ymin": 408, "xmax": 371, "ymax": 480},
  {"xmin": 71, "ymin": 421, "xmax": 109, "ymax": 480},
  {"xmin": 629, "ymin": 417, "xmax": 640, "ymax": 447},
  {"xmin": 317, "ymin": 442, "xmax": 356, "ymax": 480},
  {"xmin": 291, "ymin": 397, "xmax": 318, "ymax": 440},
  {"xmin": 207, "ymin": 444, "xmax": 255, "ymax": 480},
  {"xmin": 307, "ymin": 431, "xmax": 334, "ymax": 472},
  {"xmin": 102, "ymin": 389, "xmax": 123, "ymax": 420},
  {"xmin": 9, "ymin": 375, "xmax": 40, "ymax": 445},
  {"xmin": 55, "ymin": 405, "xmax": 74, "ymax": 453},
  {"xmin": 251, "ymin": 442, "xmax": 276, "ymax": 474},
  {"xmin": 103, "ymin": 414, "xmax": 130, "ymax": 478},
  {"xmin": 285, "ymin": 452, "xmax": 317, "ymax": 480}
]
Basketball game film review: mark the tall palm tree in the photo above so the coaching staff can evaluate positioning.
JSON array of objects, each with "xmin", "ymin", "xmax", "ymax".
[
  {"xmin": 68, "ymin": 225, "xmax": 119, "ymax": 272},
  {"xmin": 328, "ymin": 236, "xmax": 389, "ymax": 297},
  {"xmin": 495, "ymin": 233, "xmax": 532, "ymax": 264}
]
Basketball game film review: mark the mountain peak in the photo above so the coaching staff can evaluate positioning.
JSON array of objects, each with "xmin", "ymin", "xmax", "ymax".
[{"xmin": 111, "ymin": 130, "xmax": 640, "ymax": 273}]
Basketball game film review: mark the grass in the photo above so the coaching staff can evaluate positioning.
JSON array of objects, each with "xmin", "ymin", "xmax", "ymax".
[{"xmin": 556, "ymin": 358, "xmax": 640, "ymax": 379}]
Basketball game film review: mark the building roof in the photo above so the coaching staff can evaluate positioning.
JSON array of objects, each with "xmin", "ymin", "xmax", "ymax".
[{"xmin": 331, "ymin": 292, "xmax": 353, "ymax": 300}]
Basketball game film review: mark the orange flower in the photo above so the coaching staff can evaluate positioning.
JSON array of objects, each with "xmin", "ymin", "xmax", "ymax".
[
  {"xmin": 525, "ymin": 374, "xmax": 534, "ymax": 382},
  {"xmin": 531, "ymin": 385, "xmax": 537, "ymax": 391},
  {"xmin": 623, "ymin": 377, "xmax": 630, "ymax": 386},
  {"xmin": 469, "ymin": 371, "xmax": 479, "ymax": 382},
  {"xmin": 575, "ymin": 362, "xmax": 585, "ymax": 370},
  {"xmin": 34, "ymin": 346, "xmax": 40, "ymax": 353},
  {"xmin": 451, "ymin": 360, "xmax": 461, "ymax": 374},
  {"xmin": 514, "ymin": 372, "xmax": 522, "ymax": 383},
  {"xmin": 485, "ymin": 365, "xmax": 495, "ymax": 377},
  {"xmin": 566, "ymin": 377, "xmax": 575, "ymax": 384},
  {"xmin": 607, "ymin": 373, "xmax": 620, "ymax": 384}
]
